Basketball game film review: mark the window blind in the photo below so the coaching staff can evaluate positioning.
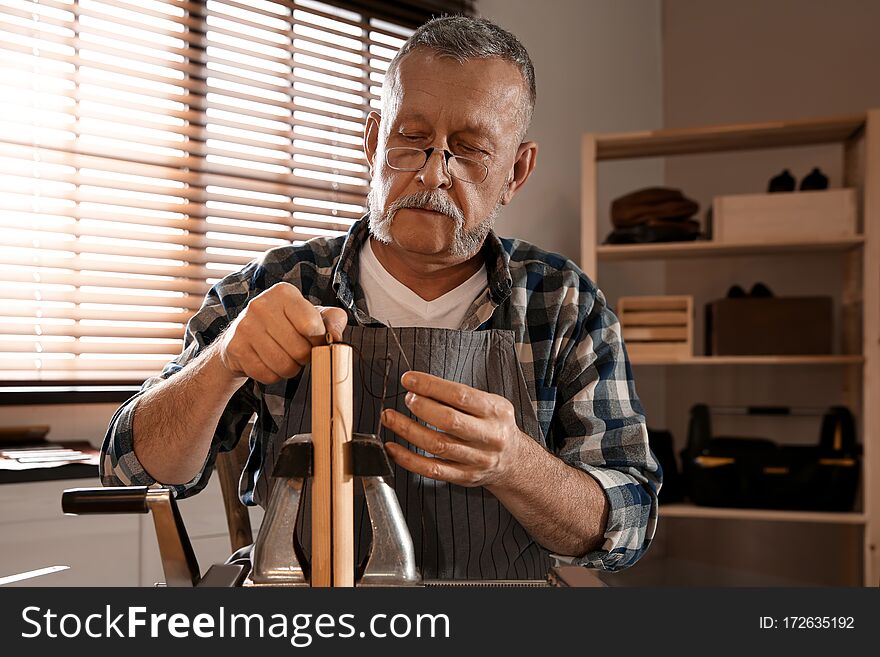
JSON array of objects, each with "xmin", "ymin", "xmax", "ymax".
[{"xmin": 0, "ymin": 0, "xmax": 416, "ymax": 383}]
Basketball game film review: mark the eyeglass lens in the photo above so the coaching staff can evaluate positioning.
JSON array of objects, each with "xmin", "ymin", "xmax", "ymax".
[{"xmin": 386, "ymin": 148, "xmax": 487, "ymax": 184}]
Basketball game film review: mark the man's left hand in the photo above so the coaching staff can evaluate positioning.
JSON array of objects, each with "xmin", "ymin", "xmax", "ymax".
[{"xmin": 381, "ymin": 371, "xmax": 530, "ymax": 487}]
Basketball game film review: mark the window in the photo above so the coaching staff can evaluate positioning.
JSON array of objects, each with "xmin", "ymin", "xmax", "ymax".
[{"xmin": 0, "ymin": 0, "xmax": 420, "ymax": 384}]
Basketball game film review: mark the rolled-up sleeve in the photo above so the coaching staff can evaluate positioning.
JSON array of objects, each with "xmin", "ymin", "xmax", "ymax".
[
  {"xmin": 552, "ymin": 287, "xmax": 661, "ymax": 571},
  {"xmin": 100, "ymin": 268, "xmax": 259, "ymax": 499}
]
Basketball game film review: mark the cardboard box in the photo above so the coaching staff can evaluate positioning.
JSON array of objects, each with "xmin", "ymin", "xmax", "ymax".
[
  {"xmin": 712, "ymin": 189, "xmax": 857, "ymax": 243},
  {"xmin": 705, "ymin": 296, "xmax": 833, "ymax": 356}
]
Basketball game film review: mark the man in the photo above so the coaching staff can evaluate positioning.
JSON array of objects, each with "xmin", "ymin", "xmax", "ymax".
[{"xmin": 101, "ymin": 15, "xmax": 660, "ymax": 579}]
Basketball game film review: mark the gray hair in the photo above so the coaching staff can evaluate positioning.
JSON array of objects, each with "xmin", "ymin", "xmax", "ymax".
[{"xmin": 383, "ymin": 15, "xmax": 536, "ymax": 140}]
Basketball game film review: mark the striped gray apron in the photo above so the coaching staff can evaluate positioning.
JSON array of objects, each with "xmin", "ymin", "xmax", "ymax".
[{"xmin": 268, "ymin": 325, "xmax": 552, "ymax": 581}]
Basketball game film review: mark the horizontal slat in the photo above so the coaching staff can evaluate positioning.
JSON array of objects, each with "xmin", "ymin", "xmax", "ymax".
[
  {"xmin": 0, "ymin": 287, "xmax": 203, "ymax": 310},
  {"xmin": 0, "ymin": 269, "xmax": 211, "ymax": 295},
  {"xmin": 618, "ymin": 296, "xmax": 691, "ymax": 311},
  {"xmin": 0, "ymin": 323, "xmax": 186, "ymax": 340},
  {"xmin": 619, "ymin": 311, "xmax": 689, "ymax": 326},
  {"xmin": 0, "ymin": 358, "xmax": 175, "ymax": 371},
  {"xmin": 0, "ymin": 306, "xmax": 196, "ymax": 323},
  {"xmin": 0, "ymin": 341, "xmax": 183, "ymax": 355},
  {"xmin": 0, "ymin": 369, "xmax": 161, "ymax": 381},
  {"xmin": 622, "ymin": 327, "xmax": 689, "ymax": 342}
]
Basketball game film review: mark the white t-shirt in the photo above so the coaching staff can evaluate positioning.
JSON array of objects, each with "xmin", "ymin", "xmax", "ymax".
[{"xmin": 358, "ymin": 239, "xmax": 488, "ymax": 329}]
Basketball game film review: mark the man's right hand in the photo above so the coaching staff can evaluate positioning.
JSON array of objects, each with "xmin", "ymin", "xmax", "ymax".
[{"xmin": 215, "ymin": 282, "xmax": 348, "ymax": 385}]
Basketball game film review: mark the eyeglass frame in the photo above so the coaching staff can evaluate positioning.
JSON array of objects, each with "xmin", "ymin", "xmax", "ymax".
[{"xmin": 383, "ymin": 146, "xmax": 490, "ymax": 185}]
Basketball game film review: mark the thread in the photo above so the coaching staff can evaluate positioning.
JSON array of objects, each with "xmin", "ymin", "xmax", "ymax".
[{"xmin": 325, "ymin": 325, "xmax": 415, "ymax": 435}]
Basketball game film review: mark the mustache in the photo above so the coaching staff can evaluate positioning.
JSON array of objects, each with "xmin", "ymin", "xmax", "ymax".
[{"xmin": 387, "ymin": 190, "xmax": 465, "ymax": 224}]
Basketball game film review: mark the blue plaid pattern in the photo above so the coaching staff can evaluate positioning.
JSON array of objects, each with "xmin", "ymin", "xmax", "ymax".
[{"xmin": 101, "ymin": 217, "xmax": 661, "ymax": 571}]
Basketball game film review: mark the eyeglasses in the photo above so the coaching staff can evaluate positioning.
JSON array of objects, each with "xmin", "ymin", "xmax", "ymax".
[{"xmin": 384, "ymin": 146, "xmax": 489, "ymax": 185}]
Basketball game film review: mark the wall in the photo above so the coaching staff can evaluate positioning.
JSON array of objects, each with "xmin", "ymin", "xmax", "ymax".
[
  {"xmin": 477, "ymin": 0, "xmax": 669, "ymax": 427},
  {"xmin": 648, "ymin": 0, "xmax": 880, "ymax": 586},
  {"xmin": 477, "ymin": 0, "xmax": 665, "ymax": 262}
]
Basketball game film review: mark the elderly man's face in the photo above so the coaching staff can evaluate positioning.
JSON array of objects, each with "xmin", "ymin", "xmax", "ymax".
[{"xmin": 364, "ymin": 50, "xmax": 533, "ymax": 262}]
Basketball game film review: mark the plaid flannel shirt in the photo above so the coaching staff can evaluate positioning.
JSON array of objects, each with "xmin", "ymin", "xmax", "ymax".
[{"xmin": 101, "ymin": 216, "xmax": 661, "ymax": 571}]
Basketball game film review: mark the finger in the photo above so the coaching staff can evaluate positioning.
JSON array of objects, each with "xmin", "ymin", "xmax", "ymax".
[
  {"xmin": 264, "ymin": 316, "xmax": 313, "ymax": 367},
  {"xmin": 252, "ymin": 331, "xmax": 303, "ymax": 379},
  {"xmin": 400, "ymin": 372, "xmax": 499, "ymax": 418},
  {"xmin": 317, "ymin": 306, "xmax": 348, "ymax": 342},
  {"xmin": 401, "ymin": 391, "xmax": 495, "ymax": 444},
  {"xmin": 240, "ymin": 343, "xmax": 284, "ymax": 384},
  {"xmin": 381, "ymin": 409, "xmax": 490, "ymax": 466},
  {"xmin": 275, "ymin": 285, "xmax": 332, "ymax": 346},
  {"xmin": 385, "ymin": 442, "xmax": 482, "ymax": 487}
]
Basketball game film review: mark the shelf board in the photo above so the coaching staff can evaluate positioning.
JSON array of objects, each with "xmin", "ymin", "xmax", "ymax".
[
  {"xmin": 598, "ymin": 236, "xmax": 864, "ymax": 261},
  {"xmin": 594, "ymin": 113, "xmax": 866, "ymax": 160},
  {"xmin": 661, "ymin": 504, "xmax": 867, "ymax": 525},
  {"xmin": 631, "ymin": 355, "xmax": 864, "ymax": 366}
]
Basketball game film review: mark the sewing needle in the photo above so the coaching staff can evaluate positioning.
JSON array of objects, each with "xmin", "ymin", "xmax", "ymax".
[{"xmin": 386, "ymin": 323, "xmax": 412, "ymax": 372}]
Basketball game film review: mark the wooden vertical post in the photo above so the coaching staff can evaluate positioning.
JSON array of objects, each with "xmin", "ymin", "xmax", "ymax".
[
  {"xmin": 859, "ymin": 109, "xmax": 880, "ymax": 586},
  {"xmin": 331, "ymin": 344, "xmax": 354, "ymax": 587},
  {"xmin": 310, "ymin": 342, "xmax": 355, "ymax": 587},
  {"xmin": 581, "ymin": 134, "xmax": 598, "ymax": 282},
  {"xmin": 310, "ymin": 345, "xmax": 332, "ymax": 588}
]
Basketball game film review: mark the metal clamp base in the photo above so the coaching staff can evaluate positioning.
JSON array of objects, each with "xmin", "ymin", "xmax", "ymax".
[{"xmin": 246, "ymin": 433, "xmax": 420, "ymax": 587}]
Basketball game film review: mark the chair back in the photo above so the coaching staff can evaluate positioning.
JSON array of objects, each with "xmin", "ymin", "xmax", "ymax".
[{"xmin": 216, "ymin": 435, "xmax": 253, "ymax": 553}]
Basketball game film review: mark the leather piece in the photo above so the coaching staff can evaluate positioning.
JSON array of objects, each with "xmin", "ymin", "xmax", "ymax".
[{"xmin": 611, "ymin": 187, "xmax": 699, "ymax": 227}]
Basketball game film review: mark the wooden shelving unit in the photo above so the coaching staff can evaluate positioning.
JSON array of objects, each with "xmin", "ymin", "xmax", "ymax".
[
  {"xmin": 592, "ymin": 114, "xmax": 865, "ymax": 160},
  {"xmin": 661, "ymin": 504, "xmax": 867, "ymax": 525},
  {"xmin": 597, "ymin": 236, "xmax": 864, "ymax": 261},
  {"xmin": 582, "ymin": 111, "xmax": 880, "ymax": 586},
  {"xmin": 631, "ymin": 355, "xmax": 864, "ymax": 366}
]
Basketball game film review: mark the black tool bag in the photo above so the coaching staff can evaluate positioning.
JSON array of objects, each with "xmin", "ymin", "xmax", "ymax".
[{"xmin": 681, "ymin": 404, "xmax": 860, "ymax": 511}]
